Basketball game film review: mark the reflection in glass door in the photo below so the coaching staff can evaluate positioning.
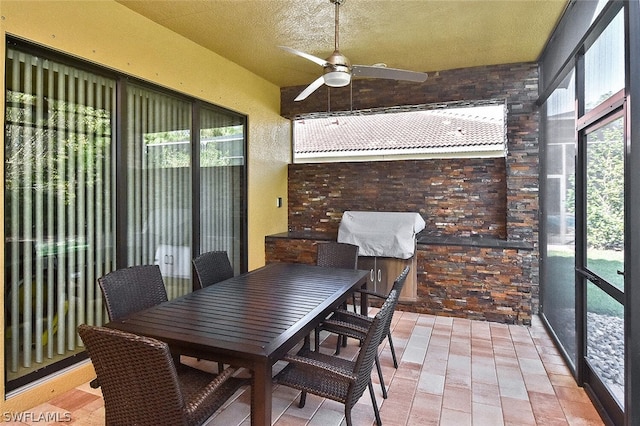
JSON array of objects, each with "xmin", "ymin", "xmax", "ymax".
[{"xmin": 582, "ymin": 115, "xmax": 625, "ymax": 415}]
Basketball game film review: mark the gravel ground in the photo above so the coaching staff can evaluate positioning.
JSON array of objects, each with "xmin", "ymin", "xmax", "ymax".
[{"xmin": 586, "ymin": 311, "xmax": 624, "ymax": 405}]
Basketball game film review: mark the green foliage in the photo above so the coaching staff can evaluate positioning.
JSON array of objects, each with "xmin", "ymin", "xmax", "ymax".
[
  {"xmin": 586, "ymin": 119, "xmax": 624, "ymax": 250},
  {"xmin": 5, "ymin": 91, "xmax": 111, "ymax": 207},
  {"xmin": 144, "ymin": 127, "xmax": 241, "ymax": 168},
  {"xmin": 554, "ymin": 113, "xmax": 624, "ymax": 251},
  {"xmin": 547, "ymin": 250, "xmax": 623, "ymax": 317},
  {"xmin": 5, "ymin": 90, "xmax": 240, "ymax": 207}
]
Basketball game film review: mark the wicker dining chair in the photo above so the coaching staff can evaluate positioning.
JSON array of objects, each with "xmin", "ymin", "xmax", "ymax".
[
  {"xmin": 315, "ymin": 266, "xmax": 410, "ymax": 399},
  {"xmin": 313, "ymin": 242, "xmax": 360, "ymax": 348},
  {"xmin": 78, "ymin": 324, "xmax": 248, "ymax": 426},
  {"xmin": 317, "ymin": 241, "xmax": 359, "ymax": 305},
  {"xmin": 90, "ymin": 264, "xmax": 170, "ymax": 388},
  {"xmin": 316, "ymin": 242, "xmax": 359, "ymax": 269},
  {"xmin": 274, "ymin": 290, "xmax": 397, "ymax": 426},
  {"xmin": 97, "ymin": 264, "xmax": 168, "ymax": 321},
  {"xmin": 192, "ymin": 251, "xmax": 234, "ymax": 290},
  {"xmin": 191, "ymin": 250, "xmax": 235, "ymax": 372}
]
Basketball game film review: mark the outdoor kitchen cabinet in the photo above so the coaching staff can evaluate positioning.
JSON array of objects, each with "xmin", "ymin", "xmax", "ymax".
[
  {"xmin": 357, "ymin": 255, "xmax": 417, "ymax": 302},
  {"xmin": 338, "ymin": 211, "xmax": 423, "ymax": 304}
]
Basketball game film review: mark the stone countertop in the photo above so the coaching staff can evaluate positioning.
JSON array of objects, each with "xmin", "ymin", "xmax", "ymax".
[
  {"xmin": 417, "ymin": 234, "xmax": 533, "ymax": 250},
  {"xmin": 266, "ymin": 231, "xmax": 534, "ymax": 251},
  {"xmin": 266, "ymin": 231, "xmax": 337, "ymax": 241}
]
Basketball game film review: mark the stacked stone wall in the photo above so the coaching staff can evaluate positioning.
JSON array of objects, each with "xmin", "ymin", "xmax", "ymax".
[{"xmin": 276, "ymin": 63, "xmax": 539, "ymax": 324}]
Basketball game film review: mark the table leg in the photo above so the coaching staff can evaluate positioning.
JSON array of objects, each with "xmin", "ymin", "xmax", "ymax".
[
  {"xmin": 359, "ymin": 281, "xmax": 368, "ymax": 315},
  {"xmin": 251, "ymin": 361, "xmax": 272, "ymax": 426}
]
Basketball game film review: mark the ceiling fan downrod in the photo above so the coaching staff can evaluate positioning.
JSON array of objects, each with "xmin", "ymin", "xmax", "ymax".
[
  {"xmin": 331, "ymin": 0, "xmax": 344, "ymax": 52},
  {"xmin": 324, "ymin": 0, "xmax": 351, "ymax": 87}
]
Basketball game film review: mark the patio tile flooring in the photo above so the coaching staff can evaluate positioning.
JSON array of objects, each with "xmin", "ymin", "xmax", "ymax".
[{"xmin": 13, "ymin": 312, "xmax": 604, "ymax": 426}]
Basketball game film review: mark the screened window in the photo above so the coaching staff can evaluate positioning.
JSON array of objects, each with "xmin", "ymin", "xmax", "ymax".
[
  {"xmin": 293, "ymin": 104, "xmax": 506, "ymax": 163},
  {"xmin": 4, "ymin": 40, "xmax": 247, "ymax": 392},
  {"xmin": 584, "ymin": 10, "xmax": 625, "ymax": 113},
  {"xmin": 540, "ymin": 2, "xmax": 627, "ymax": 420},
  {"xmin": 542, "ymin": 70, "xmax": 577, "ymax": 364}
]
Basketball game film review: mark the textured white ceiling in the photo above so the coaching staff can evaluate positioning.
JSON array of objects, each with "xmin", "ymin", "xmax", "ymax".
[{"xmin": 117, "ymin": 0, "xmax": 569, "ymax": 88}]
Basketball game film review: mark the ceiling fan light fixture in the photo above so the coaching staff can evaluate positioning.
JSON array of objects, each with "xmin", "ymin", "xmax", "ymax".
[
  {"xmin": 323, "ymin": 70, "xmax": 351, "ymax": 87},
  {"xmin": 323, "ymin": 62, "xmax": 351, "ymax": 87}
]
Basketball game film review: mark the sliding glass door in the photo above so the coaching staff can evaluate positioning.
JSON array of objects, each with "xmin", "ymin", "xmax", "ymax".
[
  {"xmin": 4, "ymin": 39, "xmax": 247, "ymax": 392},
  {"xmin": 122, "ymin": 92, "xmax": 247, "ymax": 298}
]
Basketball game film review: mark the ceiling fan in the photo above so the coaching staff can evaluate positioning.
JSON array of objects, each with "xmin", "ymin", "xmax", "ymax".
[{"xmin": 280, "ymin": 0, "xmax": 428, "ymax": 102}]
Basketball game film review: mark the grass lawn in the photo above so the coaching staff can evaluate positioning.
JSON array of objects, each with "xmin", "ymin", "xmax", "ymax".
[{"xmin": 547, "ymin": 247, "xmax": 623, "ymax": 317}]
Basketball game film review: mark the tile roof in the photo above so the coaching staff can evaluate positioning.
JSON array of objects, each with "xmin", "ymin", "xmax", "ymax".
[{"xmin": 294, "ymin": 106, "xmax": 506, "ymax": 155}]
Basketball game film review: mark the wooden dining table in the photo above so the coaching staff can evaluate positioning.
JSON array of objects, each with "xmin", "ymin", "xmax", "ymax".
[{"xmin": 105, "ymin": 262, "xmax": 369, "ymax": 426}]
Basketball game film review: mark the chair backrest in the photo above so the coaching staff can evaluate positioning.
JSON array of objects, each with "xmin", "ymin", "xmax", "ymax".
[
  {"xmin": 380, "ymin": 266, "xmax": 410, "ymax": 344},
  {"xmin": 347, "ymin": 289, "xmax": 397, "ymax": 409},
  {"xmin": 316, "ymin": 242, "xmax": 359, "ymax": 269},
  {"xmin": 78, "ymin": 324, "xmax": 187, "ymax": 425},
  {"xmin": 98, "ymin": 265, "xmax": 168, "ymax": 321},
  {"xmin": 192, "ymin": 251, "xmax": 234, "ymax": 290}
]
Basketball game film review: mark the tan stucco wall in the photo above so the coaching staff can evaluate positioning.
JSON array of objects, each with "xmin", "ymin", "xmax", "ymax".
[{"xmin": 0, "ymin": 0, "xmax": 290, "ymax": 413}]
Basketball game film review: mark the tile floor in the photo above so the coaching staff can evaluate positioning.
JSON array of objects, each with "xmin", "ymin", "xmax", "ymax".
[{"xmin": 9, "ymin": 312, "xmax": 604, "ymax": 426}]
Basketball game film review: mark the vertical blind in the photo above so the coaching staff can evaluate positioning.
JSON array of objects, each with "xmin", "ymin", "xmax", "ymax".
[
  {"xmin": 4, "ymin": 48, "xmax": 116, "ymax": 382},
  {"xmin": 199, "ymin": 108, "xmax": 245, "ymax": 273},
  {"xmin": 125, "ymin": 86, "xmax": 192, "ymax": 299}
]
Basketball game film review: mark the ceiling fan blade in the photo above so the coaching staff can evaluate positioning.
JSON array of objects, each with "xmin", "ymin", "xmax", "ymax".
[
  {"xmin": 279, "ymin": 46, "xmax": 327, "ymax": 67},
  {"xmin": 352, "ymin": 65, "xmax": 428, "ymax": 83},
  {"xmin": 294, "ymin": 76, "xmax": 326, "ymax": 101}
]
